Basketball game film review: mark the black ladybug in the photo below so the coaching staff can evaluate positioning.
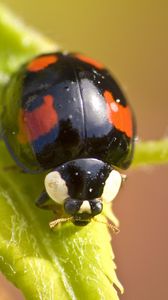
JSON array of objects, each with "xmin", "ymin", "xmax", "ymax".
[{"xmin": 0, "ymin": 52, "xmax": 136, "ymax": 227}]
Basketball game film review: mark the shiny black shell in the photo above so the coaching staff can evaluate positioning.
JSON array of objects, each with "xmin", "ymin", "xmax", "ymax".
[{"xmin": 1, "ymin": 52, "xmax": 135, "ymax": 173}]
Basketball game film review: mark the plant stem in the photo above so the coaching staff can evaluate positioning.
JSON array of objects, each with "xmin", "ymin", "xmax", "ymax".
[{"xmin": 133, "ymin": 139, "xmax": 168, "ymax": 167}]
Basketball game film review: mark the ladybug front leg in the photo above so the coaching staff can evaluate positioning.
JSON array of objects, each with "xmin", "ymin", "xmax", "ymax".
[
  {"xmin": 35, "ymin": 191, "xmax": 63, "ymax": 215},
  {"xmin": 35, "ymin": 191, "xmax": 52, "ymax": 210}
]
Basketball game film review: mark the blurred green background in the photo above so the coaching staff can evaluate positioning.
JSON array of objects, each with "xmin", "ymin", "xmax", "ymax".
[{"xmin": 0, "ymin": 1, "xmax": 168, "ymax": 300}]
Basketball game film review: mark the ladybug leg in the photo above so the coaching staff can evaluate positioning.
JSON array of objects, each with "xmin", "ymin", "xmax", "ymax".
[
  {"xmin": 35, "ymin": 191, "xmax": 51, "ymax": 210},
  {"xmin": 36, "ymin": 191, "xmax": 62, "ymax": 213},
  {"xmin": 121, "ymin": 174, "xmax": 127, "ymax": 182}
]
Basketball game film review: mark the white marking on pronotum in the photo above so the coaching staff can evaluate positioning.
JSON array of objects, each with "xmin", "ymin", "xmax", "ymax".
[
  {"xmin": 78, "ymin": 201, "xmax": 91, "ymax": 214},
  {"xmin": 101, "ymin": 170, "xmax": 122, "ymax": 203},
  {"xmin": 45, "ymin": 171, "xmax": 69, "ymax": 204}
]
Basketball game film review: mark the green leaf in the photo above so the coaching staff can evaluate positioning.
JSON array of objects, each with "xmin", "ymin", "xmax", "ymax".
[{"xmin": 0, "ymin": 5, "xmax": 123, "ymax": 300}]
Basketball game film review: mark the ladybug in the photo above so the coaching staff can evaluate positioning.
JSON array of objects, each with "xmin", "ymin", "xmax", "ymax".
[{"xmin": 0, "ymin": 52, "xmax": 136, "ymax": 227}]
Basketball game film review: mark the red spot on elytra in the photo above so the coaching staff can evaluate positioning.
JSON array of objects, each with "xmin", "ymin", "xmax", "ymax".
[
  {"xmin": 75, "ymin": 54, "xmax": 104, "ymax": 69},
  {"xmin": 27, "ymin": 55, "xmax": 58, "ymax": 72},
  {"xmin": 18, "ymin": 95, "xmax": 58, "ymax": 143},
  {"xmin": 104, "ymin": 90, "xmax": 133, "ymax": 138}
]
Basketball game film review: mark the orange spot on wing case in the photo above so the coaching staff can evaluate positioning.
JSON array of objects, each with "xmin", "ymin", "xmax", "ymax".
[
  {"xmin": 27, "ymin": 55, "xmax": 58, "ymax": 72},
  {"xmin": 104, "ymin": 90, "xmax": 133, "ymax": 138},
  {"xmin": 18, "ymin": 95, "xmax": 58, "ymax": 143},
  {"xmin": 75, "ymin": 54, "xmax": 104, "ymax": 69}
]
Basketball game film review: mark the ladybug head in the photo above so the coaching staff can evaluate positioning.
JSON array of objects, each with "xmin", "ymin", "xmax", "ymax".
[
  {"xmin": 63, "ymin": 198, "xmax": 103, "ymax": 226},
  {"xmin": 44, "ymin": 158, "xmax": 123, "ymax": 227}
]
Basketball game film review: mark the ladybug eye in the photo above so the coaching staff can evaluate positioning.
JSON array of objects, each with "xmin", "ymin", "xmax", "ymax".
[
  {"xmin": 90, "ymin": 200, "xmax": 103, "ymax": 216},
  {"xmin": 44, "ymin": 171, "xmax": 69, "ymax": 204},
  {"xmin": 64, "ymin": 198, "xmax": 81, "ymax": 215},
  {"xmin": 101, "ymin": 170, "xmax": 122, "ymax": 203}
]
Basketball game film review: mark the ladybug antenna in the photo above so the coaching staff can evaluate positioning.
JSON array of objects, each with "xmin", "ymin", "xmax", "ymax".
[
  {"xmin": 49, "ymin": 216, "xmax": 73, "ymax": 228},
  {"xmin": 92, "ymin": 217, "xmax": 120, "ymax": 234}
]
